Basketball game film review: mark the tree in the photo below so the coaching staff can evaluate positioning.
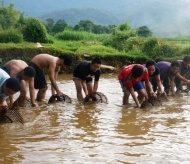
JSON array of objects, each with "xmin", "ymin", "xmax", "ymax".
[
  {"xmin": 22, "ymin": 17, "xmax": 48, "ymax": 43},
  {"xmin": 77, "ymin": 20, "xmax": 94, "ymax": 32},
  {"xmin": 45, "ymin": 18, "xmax": 54, "ymax": 33},
  {"xmin": 0, "ymin": 3, "xmax": 21, "ymax": 30},
  {"xmin": 137, "ymin": 26, "xmax": 152, "ymax": 37},
  {"xmin": 52, "ymin": 19, "xmax": 67, "ymax": 33},
  {"xmin": 110, "ymin": 23, "xmax": 137, "ymax": 51}
]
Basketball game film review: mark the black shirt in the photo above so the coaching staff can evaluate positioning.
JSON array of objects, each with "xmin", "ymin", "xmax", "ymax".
[
  {"xmin": 73, "ymin": 61, "xmax": 101, "ymax": 81},
  {"xmin": 149, "ymin": 66, "xmax": 160, "ymax": 78}
]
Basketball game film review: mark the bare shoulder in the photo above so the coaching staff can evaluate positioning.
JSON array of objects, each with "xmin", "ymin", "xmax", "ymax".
[{"xmin": 32, "ymin": 54, "xmax": 57, "ymax": 68}]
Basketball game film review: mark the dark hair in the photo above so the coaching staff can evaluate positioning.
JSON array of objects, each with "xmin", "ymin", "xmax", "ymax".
[
  {"xmin": 131, "ymin": 65, "xmax": 143, "ymax": 78},
  {"xmin": 92, "ymin": 57, "xmax": 101, "ymax": 64},
  {"xmin": 145, "ymin": 60, "xmax": 156, "ymax": 67},
  {"xmin": 183, "ymin": 56, "xmax": 190, "ymax": 62},
  {"xmin": 59, "ymin": 54, "xmax": 72, "ymax": 66},
  {"xmin": 4, "ymin": 78, "xmax": 21, "ymax": 92},
  {"xmin": 23, "ymin": 66, "xmax": 35, "ymax": 77},
  {"xmin": 171, "ymin": 61, "xmax": 180, "ymax": 67}
]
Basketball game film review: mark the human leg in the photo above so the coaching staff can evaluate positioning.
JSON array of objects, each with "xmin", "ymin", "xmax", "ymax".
[
  {"xmin": 122, "ymin": 87, "xmax": 130, "ymax": 105},
  {"xmin": 134, "ymin": 82, "xmax": 147, "ymax": 104},
  {"xmin": 16, "ymin": 80, "xmax": 27, "ymax": 106},
  {"xmin": 119, "ymin": 80, "xmax": 130, "ymax": 105},
  {"xmin": 36, "ymin": 86, "xmax": 47, "ymax": 101},
  {"xmin": 73, "ymin": 78, "xmax": 84, "ymax": 101},
  {"xmin": 86, "ymin": 77, "xmax": 93, "ymax": 94}
]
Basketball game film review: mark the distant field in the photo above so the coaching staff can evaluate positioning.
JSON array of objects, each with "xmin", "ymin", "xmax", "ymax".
[{"xmin": 165, "ymin": 37, "xmax": 190, "ymax": 47}]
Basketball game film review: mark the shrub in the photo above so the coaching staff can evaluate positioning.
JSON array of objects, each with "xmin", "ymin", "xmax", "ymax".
[
  {"xmin": 22, "ymin": 18, "xmax": 48, "ymax": 43},
  {"xmin": 0, "ymin": 29, "xmax": 23, "ymax": 43}
]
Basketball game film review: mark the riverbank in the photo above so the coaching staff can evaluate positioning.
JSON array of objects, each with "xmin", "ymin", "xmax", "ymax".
[{"xmin": 0, "ymin": 43, "xmax": 148, "ymax": 73}]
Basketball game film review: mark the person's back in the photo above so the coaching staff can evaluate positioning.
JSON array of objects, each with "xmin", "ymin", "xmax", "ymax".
[
  {"xmin": 31, "ymin": 54, "xmax": 58, "ymax": 69},
  {"xmin": 118, "ymin": 64, "xmax": 136, "ymax": 81},
  {"xmin": 3, "ymin": 60, "xmax": 27, "ymax": 78},
  {"xmin": 156, "ymin": 61, "xmax": 171, "ymax": 81},
  {"xmin": 118, "ymin": 64, "xmax": 149, "ymax": 84}
]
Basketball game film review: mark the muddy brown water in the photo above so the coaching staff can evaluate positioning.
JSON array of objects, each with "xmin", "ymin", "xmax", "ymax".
[{"xmin": 1, "ymin": 74, "xmax": 190, "ymax": 163}]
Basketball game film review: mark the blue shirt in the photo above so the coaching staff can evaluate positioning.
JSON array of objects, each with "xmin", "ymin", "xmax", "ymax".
[{"xmin": 0, "ymin": 68, "xmax": 10, "ymax": 100}]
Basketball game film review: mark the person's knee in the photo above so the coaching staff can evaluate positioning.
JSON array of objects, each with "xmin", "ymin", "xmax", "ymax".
[{"xmin": 138, "ymin": 89, "xmax": 147, "ymax": 97}]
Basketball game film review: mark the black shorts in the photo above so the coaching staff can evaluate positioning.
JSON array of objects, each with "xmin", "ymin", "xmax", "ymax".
[{"xmin": 29, "ymin": 62, "xmax": 47, "ymax": 89}]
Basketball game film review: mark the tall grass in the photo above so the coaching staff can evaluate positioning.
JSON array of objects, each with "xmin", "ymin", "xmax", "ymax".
[{"xmin": 55, "ymin": 30, "xmax": 110, "ymax": 42}]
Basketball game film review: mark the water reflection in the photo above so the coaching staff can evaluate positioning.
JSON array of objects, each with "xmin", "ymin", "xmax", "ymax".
[
  {"xmin": 1, "ymin": 74, "xmax": 190, "ymax": 163},
  {"xmin": 117, "ymin": 109, "xmax": 151, "ymax": 136}
]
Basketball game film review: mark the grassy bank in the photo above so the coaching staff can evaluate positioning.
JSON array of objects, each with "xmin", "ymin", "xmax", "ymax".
[{"xmin": 0, "ymin": 34, "xmax": 190, "ymax": 73}]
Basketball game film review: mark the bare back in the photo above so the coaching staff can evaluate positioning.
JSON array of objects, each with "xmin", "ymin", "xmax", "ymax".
[
  {"xmin": 5, "ymin": 60, "xmax": 28, "ymax": 77},
  {"xmin": 31, "ymin": 54, "xmax": 58, "ymax": 69}
]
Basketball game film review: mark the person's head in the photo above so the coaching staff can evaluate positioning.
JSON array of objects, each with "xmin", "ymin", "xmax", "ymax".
[
  {"xmin": 2, "ymin": 78, "xmax": 21, "ymax": 96},
  {"xmin": 182, "ymin": 56, "xmax": 190, "ymax": 68},
  {"xmin": 90, "ymin": 57, "xmax": 102, "ymax": 72},
  {"xmin": 145, "ymin": 60, "xmax": 156, "ymax": 76},
  {"xmin": 170, "ymin": 61, "xmax": 180, "ymax": 74},
  {"xmin": 131, "ymin": 65, "xmax": 143, "ymax": 79},
  {"xmin": 59, "ymin": 54, "xmax": 72, "ymax": 67},
  {"xmin": 23, "ymin": 66, "xmax": 35, "ymax": 81}
]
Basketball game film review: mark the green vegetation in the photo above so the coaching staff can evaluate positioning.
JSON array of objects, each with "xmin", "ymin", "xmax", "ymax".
[{"xmin": 0, "ymin": 2, "xmax": 190, "ymax": 71}]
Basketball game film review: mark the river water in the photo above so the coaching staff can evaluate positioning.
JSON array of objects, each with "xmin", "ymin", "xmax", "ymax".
[{"xmin": 0, "ymin": 74, "xmax": 190, "ymax": 164}]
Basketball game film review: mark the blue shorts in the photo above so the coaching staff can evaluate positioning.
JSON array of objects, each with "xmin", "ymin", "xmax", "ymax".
[{"xmin": 120, "ymin": 80, "xmax": 144, "ymax": 91}]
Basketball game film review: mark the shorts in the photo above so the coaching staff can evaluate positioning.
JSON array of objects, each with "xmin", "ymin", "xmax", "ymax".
[
  {"xmin": 133, "ymin": 82, "xmax": 144, "ymax": 91},
  {"xmin": 29, "ymin": 62, "xmax": 47, "ymax": 89},
  {"xmin": 120, "ymin": 80, "xmax": 144, "ymax": 91},
  {"xmin": 73, "ymin": 77, "xmax": 93, "ymax": 84}
]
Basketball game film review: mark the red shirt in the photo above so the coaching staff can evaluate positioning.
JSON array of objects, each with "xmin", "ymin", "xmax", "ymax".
[{"xmin": 118, "ymin": 64, "xmax": 149, "ymax": 89}]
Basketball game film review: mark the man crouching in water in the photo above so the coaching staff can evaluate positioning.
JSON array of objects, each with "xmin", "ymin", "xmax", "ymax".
[
  {"xmin": 29, "ymin": 54, "xmax": 72, "ymax": 101},
  {"xmin": 118, "ymin": 64, "xmax": 155, "ymax": 108}
]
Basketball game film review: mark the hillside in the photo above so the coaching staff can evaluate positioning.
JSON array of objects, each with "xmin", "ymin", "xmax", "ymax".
[
  {"xmin": 3, "ymin": 0, "xmax": 190, "ymax": 37},
  {"xmin": 39, "ymin": 8, "xmax": 120, "ymax": 26}
]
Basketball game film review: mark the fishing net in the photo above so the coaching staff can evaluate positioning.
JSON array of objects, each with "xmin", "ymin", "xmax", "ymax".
[
  {"xmin": 141, "ymin": 94, "xmax": 166, "ymax": 109},
  {"xmin": 48, "ymin": 94, "xmax": 72, "ymax": 104},
  {"xmin": 0, "ymin": 106, "xmax": 24, "ymax": 124},
  {"xmin": 83, "ymin": 92, "xmax": 108, "ymax": 104}
]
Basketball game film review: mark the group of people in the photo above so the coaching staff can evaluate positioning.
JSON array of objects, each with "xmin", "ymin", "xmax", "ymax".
[
  {"xmin": 118, "ymin": 56, "xmax": 190, "ymax": 108},
  {"xmin": 0, "ymin": 53, "xmax": 190, "ymax": 110},
  {"xmin": 0, "ymin": 53, "xmax": 103, "ymax": 110}
]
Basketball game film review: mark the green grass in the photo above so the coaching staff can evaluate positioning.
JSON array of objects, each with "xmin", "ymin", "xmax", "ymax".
[{"xmin": 165, "ymin": 37, "xmax": 190, "ymax": 47}]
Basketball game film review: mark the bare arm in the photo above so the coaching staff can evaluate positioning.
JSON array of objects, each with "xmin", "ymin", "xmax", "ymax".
[
  {"xmin": 51, "ymin": 66, "xmax": 60, "ymax": 95},
  {"xmin": 170, "ymin": 77, "xmax": 175, "ymax": 95},
  {"xmin": 145, "ymin": 80, "xmax": 156, "ymax": 98},
  {"xmin": 93, "ymin": 81, "xmax": 99, "ymax": 92},
  {"xmin": 129, "ymin": 88, "xmax": 141, "ymax": 108},
  {"xmin": 176, "ymin": 73, "xmax": 190, "ymax": 84},
  {"xmin": 155, "ymin": 75, "xmax": 165, "ymax": 94},
  {"xmin": 81, "ymin": 80, "xmax": 88, "ymax": 96},
  {"xmin": 29, "ymin": 78, "xmax": 36, "ymax": 107},
  {"xmin": 9, "ymin": 95, "xmax": 14, "ymax": 107},
  {"xmin": 49, "ymin": 64, "xmax": 63, "ymax": 96}
]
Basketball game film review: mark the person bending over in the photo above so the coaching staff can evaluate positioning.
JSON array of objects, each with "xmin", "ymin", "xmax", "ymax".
[
  {"xmin": 29, "ymin": 54, "xmax": 72, "ymax": 101},
  {"xmin": 0, "ymin": 68, "xmax": 21, "ymax": 107},
  {"xmin": 118, "ymin": 64, "xmax": 154, "ymax": 108},
  {"xmin": 73, "ymin": 57, "xmax": 101, "ymax": 101},
  {"xmin": 2, "ymin": 60, "xmax": 36, "ymax": 107},
  {"xmin": 145, "ymin": 60, "xmax": 165, "ymax": 95}
]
